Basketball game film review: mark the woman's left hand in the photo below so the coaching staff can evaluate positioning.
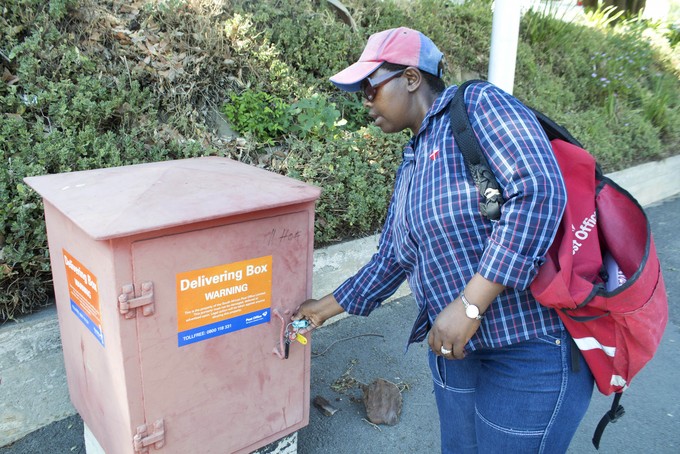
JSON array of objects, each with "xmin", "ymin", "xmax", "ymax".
[
  {"xmin": 428, "ymin": 274, "xmax": 505, "ymax": 360},
  {"xmin": 428, "ymin": 298, "xmax": 480, "ymax": 360}
]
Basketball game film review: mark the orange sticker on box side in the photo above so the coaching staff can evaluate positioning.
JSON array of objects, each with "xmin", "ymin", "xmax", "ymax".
[{"xmin": 63, "ymin": 249, "xmax": 104, "ymax": 346}]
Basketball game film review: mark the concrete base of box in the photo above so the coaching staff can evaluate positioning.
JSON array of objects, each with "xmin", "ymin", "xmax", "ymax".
[
  {"xmin": 84, "ymin": 424, "xmax": 103, "ymax": 454},
  {"xmin": 254, "ymin": 432, "xmax": 297, "ymax": 454},
  {"xmin": 84, "ymin": 423, "xmax": 298, "ymax": 454}
]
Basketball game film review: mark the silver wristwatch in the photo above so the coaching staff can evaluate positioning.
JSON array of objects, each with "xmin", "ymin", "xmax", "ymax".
[{"xmin": 461, "ymin": 292, "xmax": 483, "ymax": 320}]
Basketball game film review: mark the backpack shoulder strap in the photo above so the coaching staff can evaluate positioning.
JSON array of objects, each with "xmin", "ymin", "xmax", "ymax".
[
  {"xmin": 528, "ymin": 108, "xmax": 583, "ymax": 147},
  {"xmin": 450, "ymin": 80, "xmax": 488, "ymax": 170},
  {"xmin": 449, "ymin": 80, "xmax": 504, "ymax": 221},
  {"xmin": 529, "ymin": 107, "xmax": 604, "ymax": 180}
]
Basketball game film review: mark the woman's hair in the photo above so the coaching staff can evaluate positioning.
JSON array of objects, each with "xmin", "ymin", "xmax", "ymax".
[{"xmin": 381, "ymin": 62, "xmax": 446, "ymax": 95}]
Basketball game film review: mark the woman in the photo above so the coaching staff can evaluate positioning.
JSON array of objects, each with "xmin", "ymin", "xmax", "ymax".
[{"xmin": 294, "ymin": 27, "xmax": 593, "ymax": 453}]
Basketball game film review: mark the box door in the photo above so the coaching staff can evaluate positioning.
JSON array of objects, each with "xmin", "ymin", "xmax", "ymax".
[{"xmin": 131, "ymin": 211, "xmax": 311, "ymax": 453}]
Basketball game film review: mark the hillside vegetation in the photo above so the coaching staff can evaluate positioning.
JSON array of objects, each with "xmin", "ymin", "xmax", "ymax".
[{"xmin": 1, "ymin": 0, "xmax": 679, "ymax": 319}]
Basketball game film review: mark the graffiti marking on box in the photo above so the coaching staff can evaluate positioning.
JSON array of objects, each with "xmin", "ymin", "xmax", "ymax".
[
  {"xmin": 63, "ymin": 249, "xmax": 104, "ymax": 346},
  {"xmin": 176, "ymin": 256, "xmax": 272, "ymax": 346}
]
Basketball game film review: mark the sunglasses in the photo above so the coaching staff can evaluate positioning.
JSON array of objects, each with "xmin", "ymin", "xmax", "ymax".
[{"xmin": 361, "ymin": 69, "xmax": 405, "ymax": 101}]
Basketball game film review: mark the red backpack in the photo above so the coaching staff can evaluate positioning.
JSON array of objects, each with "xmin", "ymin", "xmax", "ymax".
[{"xmin": 451, "ymin": 80, "xmax": 669, "ymax": 448}]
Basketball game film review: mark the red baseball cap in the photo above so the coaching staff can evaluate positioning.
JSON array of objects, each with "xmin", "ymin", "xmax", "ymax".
[{"xmin": 330, "ymin": 27, "xmax": 444, "ymax": 92}]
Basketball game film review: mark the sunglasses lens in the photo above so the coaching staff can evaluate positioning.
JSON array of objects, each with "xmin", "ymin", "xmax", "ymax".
[
  {"xmin": 362, "ymin": 82, "xmax": 375, "ymax": 101},
  {"xmin": 361, "ymin": 69, "xmax": 404, "ymax": 101}
]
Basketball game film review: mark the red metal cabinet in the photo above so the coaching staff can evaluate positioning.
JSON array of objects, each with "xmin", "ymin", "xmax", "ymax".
[{"xmin": 25, "ymin": 157, "xmax": 321, "ymax": 454}]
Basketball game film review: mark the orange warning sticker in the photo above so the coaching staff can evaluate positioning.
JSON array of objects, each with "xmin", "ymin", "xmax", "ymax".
[
  {"xmin": 176, "ymin": 256, "xmax": 272, "ymax": 346},
  {"xmin": 63, "ymin": 249, "xmax": 104, "ymax": 346}
]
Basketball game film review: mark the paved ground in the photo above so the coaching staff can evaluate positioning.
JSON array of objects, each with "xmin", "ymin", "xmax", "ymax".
[{"xmin": 2, "ymin": 195, "xmax": 679, "ymax": 454}]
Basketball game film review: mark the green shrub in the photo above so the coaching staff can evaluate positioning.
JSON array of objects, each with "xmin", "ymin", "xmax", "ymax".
[
  {"xmin": 0, "ymin": 0, "xmax": 210, "ymax": 319},
  {"xmin": 235, "ymin": 0, "xmax": 359, "ymax": 89},
  {"xmin": 288, "ymin": 94, "xmax": 347, "ymax": 140},
  {"xmin": 560, "ymin": 106, "xmax": 665, "ymax": 172},
  {"xmin": 222, "ymin": 90, "xmax": 291, "ymax": 144},
  {"xmin": 667, "ymin": 23, "xmax": 680, "ymax": 47},
  {"xmin": 221, "ymin": 91, "xmax": 347, "ymax": 142},
  {"xmin": 285, "ymin": 127, "xmax": 406, "ymax": 243},
  {"xmin": 514, "ymin": 1, "xmax": 679, "ymax": 173},
  {"xmin": 408, "ymin": 0, "xmax": 494, "ymax": 82}
]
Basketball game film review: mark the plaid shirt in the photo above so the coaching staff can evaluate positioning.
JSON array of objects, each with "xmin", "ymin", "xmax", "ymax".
[{"xmin": 334, "ymin": 82, "xmax": 566, "ymax": 351}]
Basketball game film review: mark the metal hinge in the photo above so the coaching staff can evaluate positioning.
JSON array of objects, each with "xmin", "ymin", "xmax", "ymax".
[
  {"xmin": 133, "ymin": 419, "xmax": 165, "ymax": 453},
  {"xmin": 118, "ymin": 281, "xmax": 154, "ymax": 319}
]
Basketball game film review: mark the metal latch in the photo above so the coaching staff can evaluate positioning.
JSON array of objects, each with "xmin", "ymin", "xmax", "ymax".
[
  {"xmin": 133, "ymin": 419, "xmax": 164, "ymax": 453},
  {"xmin": 118, "ymin": 281, "xmax": 154, "ymax": 319}
]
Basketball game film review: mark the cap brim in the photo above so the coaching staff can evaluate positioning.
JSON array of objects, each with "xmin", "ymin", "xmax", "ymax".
[{"xmin": 330, "ymin": 61, "xmax": 384, "ymax": 92}]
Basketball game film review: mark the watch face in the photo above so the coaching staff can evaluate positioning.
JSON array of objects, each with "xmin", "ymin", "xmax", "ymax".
[{"xmin": 466, "ymin": 304, "xmax": 480, "ymax": 319}]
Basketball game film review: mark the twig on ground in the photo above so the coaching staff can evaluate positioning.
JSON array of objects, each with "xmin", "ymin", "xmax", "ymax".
[
  {"xmin": 362, "ymin": 418, "xmax": 382, "ymax": 431},
  {"xmin": 312, "ymin": 333, "xmax": 385, "ymax": 357}
]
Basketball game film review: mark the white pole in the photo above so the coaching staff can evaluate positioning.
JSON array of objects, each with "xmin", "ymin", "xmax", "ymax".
[{"xmin": 487, "ymin": 0, "xmax": 522, "ymax": 94}]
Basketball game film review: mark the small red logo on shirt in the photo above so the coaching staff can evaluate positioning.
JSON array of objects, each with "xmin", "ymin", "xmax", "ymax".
[{"xmin": 429, "ymin": 149, "xmax": 440, "ymax": 160}]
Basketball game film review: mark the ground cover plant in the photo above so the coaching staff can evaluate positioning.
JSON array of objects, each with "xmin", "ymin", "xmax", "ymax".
[{"xmin": 1, "ymin": 0, "xmax": 679, "ymax": 319}]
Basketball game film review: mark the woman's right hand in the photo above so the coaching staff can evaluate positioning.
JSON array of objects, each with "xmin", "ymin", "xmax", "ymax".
[{"xmin": 292, "ymin": 294, "xmax": 345, "ymax": 333}]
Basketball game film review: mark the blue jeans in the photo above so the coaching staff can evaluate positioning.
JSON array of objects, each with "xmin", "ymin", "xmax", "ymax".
[{"xmin": 428, "ymin": 326, "xmax": 594, "ymax": 454}]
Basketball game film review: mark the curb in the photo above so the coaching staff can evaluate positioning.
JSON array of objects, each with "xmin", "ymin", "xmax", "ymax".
[{"xmin": 2, "ymin": 154, "xmax": 680, "ymax": 447}]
